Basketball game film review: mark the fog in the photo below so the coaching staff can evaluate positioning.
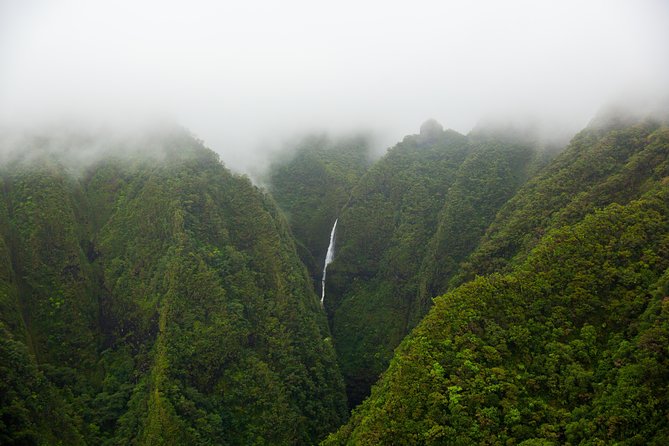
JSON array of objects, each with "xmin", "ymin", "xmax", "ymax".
[{"xmin": 1, "ymin": 0, "xmax": 668, "ymax": 174}]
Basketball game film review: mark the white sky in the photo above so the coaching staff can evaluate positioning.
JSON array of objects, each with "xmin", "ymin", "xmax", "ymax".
[{"xmin": 1, "ymin": 0, "xmax": 668, "ymax": 172}]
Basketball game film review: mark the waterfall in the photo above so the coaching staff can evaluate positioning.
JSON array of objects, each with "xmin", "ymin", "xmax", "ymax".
[{"xmin": 321, "ymin": 218, "xmax": 338, "ymax": 306}]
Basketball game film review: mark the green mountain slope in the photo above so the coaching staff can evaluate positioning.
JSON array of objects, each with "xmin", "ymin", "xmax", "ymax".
[
  {"xmin": 456, "ymin": 117, "xmax": 669, "ymax": 284},
  {"xmin": 323, "ymin": 118, "xmax": 669, "ymax": 445},
  {"xmin": 4, "ymin": 112, "xmax": 667, "ymax": 445},
  {"xmin": 0, "ymin": 130, "xmax": 347, "ymax": 445},
  {"xmin": 266, "ymin": 134, "xmax": 371, "ymax": 286},
  {"xmin": 324, "ymin": 121, "xmax": 545, "ymax": 407},
  {"xmin": 413, "ymin": 131, "xmax": 553, "ymax": 324}
]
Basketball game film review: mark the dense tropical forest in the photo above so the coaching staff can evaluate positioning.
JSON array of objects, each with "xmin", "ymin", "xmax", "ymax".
[
  {"xmin": 323, "ymin": 114, "xmax": 669, "ymax": 445},
  {"xmin": 265, "ymin": 134, "xmax": 372, "ymax": 288},
  {"xmin": 0, "ymin": 130, "xmax": 347, "ymax": 445},
  {"xmin": 1, "ymin": 109, "xmax": 668, "ymax": 445}
]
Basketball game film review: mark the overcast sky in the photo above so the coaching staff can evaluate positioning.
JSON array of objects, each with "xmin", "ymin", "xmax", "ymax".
[{"xmin": 1, "ymin": 0, "xmax": 668, "ymax": 173}]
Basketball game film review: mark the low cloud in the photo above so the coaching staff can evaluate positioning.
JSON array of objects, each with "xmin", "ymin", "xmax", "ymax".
[{"xmin": 1, "ymin": 0, "xmax": 667, "ymax": 173}]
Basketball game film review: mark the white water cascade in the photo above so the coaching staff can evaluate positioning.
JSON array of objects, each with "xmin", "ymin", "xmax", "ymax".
[{"xmin": 321, "ymin": 219, "xmax": 338, "ymax": 306}]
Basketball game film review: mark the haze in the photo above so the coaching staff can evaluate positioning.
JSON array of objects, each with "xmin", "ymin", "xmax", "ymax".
[{"xmin": 1, "ymin": 0, "xmax": 668, "ymax": 173}]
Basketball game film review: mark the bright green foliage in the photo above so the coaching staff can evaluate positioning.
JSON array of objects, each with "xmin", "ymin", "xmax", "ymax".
[
  {"xmin": 324, "ymin": 117, "xmax": 669, "ymax": 445},
  {"xmin": 3, "ymin": 112, "xmax": 668, "ymax": 445},
  {"xmin": 324, "ymin": 184, "xmax": 669, "ymax": 445},
  {"xmin": 325, "ymin": 123, "xmax": 543, "ymax": 406},
  {"xmin": 0, "ymin": 130, "xmax": 347, "ymax": 445},
  {"xmin": 414, "ymin": 136, "xmax": 544, "ymax": 323},
  {"xmin": 266, "ymin": 134, "xmax": 371, "ymax": 284},
  {"xmin": 456, "ymin": 118, "xmax": 669, "ymax": 284}
]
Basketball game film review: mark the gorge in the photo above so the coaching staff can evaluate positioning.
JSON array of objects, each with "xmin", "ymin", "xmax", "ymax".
[{"xmin": 1, "ymin": 108, "xmax": 668, "ymax": 445}]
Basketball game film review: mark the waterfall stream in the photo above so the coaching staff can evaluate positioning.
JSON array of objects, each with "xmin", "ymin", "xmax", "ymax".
[{"xmin": 321, "ymin": 219, "xmax": 338, "ymax": 306}]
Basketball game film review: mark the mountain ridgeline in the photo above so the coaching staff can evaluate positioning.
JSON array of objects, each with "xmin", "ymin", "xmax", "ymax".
[
  {"xmin": 0, "ymin": 130, "xmax": 347, "ymax": 445},
  {"xmin": 1, "ymin": 109, "xmax": 669, "ymax": 445},
  {"xmin": 272, "ymin": 120, "xmax": 554, "ymax": 407},
  {"xmin": 323, "ymin": 116, "xmax": 669, "ymax": 445}
]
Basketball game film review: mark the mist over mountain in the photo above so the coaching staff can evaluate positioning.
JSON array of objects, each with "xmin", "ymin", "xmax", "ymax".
[
  {"xmin": 2, "ymin": 0, "xmax": 668, "ymax": 173},
  {"xmin": 1, "ymin": 109, "xmax": 669, "ymax": 445},
  {"xmin": 2, "ymin": 1, "xmax": 669, "ymax": 445},
  {"xmin": 323, "ymin": 112, "xmax": 669, "ymax": 445},
  {"xmin": 0, "ymin": 130, "xmax": 348, "ymax": 444}
]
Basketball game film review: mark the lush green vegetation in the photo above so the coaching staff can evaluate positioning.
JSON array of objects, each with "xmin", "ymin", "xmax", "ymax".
[
  {"xmin": 456, "ymin": 118, "xmax": 668, "ymax": 284},
  {"xmin": 266, "ymin": 134, "xmax": 371, "ymax": 285},
  {"xmin": 324, "ymin": 117, "xmax": 669, "ymax": 444},
  {"xmin": 324, "ymin": 121, "xmax": 546, "ymax": 406},
  {"xmin": 0, "ymin": 130, "xmax": 347, "ymax": 445},
  {"xmin": 3, "ymin": 113, "xmax": 668, "ymax": 445},
  {"xmin": 324, "ymin": 185, "xmax": 669, "ymax": 445}
]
